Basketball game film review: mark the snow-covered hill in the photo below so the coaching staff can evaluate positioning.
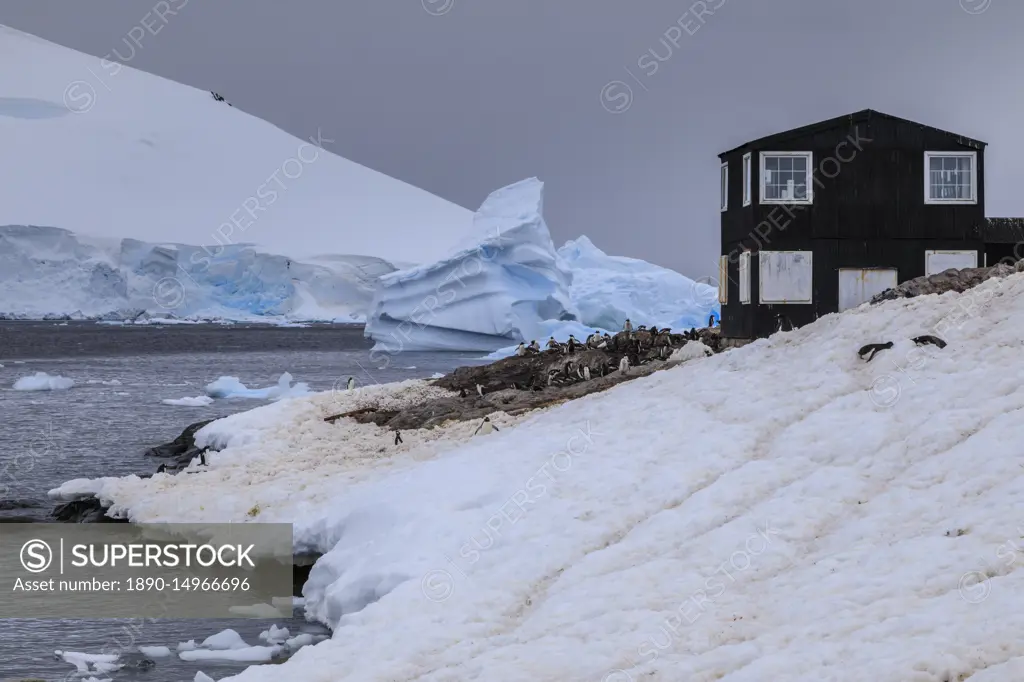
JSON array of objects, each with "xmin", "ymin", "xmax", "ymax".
[
  {"xmin": 51, "ymin": 265, "xmax": 1024, "ymax": 680},
  {"xmin": 0, "ymin": 225, "xmax": 397, "ymax": 321},
  {"xmin": 0, "ymin": 25, "xmax": 471, "ymax": 265}
]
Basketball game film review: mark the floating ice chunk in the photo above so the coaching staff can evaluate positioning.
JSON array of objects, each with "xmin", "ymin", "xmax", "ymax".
[
  {"xmin": 366, "ymin": 178, "xmax": 576, "ymax": 352},
  {"xmin": 13, "ymin": 371, "xmax": 74, "ymax": 391},
  {"xmin": 162, "ymin": 395, "xmax": 215, "ymax": 407},
  {"xmin": 557, "ymin": 235, "xmax": 720, "ymax": 331},
  {"xmin": 54, "ymin": 649, "xmax": 120, "ymax": 673},
  {"xmin": 201, "ymin": 628, "xmax": 248, "ymax": 650},
  {"xmin": 259, "ymin": 624, "xmax": 290, "ymax": 644},
  {"xmin": 204, "ymin": 372, "xmax": 310, "ymax": 401},
  {"xmin": 177, "ymin": 639, "xmax": 198, "ymax": 652},
  {"xmin": 179, "ymin": 645, "xmax": 281, "ymax": 663},
  {"xmin": 138, "ymin": 645, "xmax": 172, "ymax": 657},
  {"xmin": 195, "ymin": 673, "xmax": 217, "ymax": 682}
]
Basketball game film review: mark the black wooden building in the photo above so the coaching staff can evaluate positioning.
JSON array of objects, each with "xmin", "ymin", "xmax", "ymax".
[{"xmin": 717, "ymin": 109, "xmax": 996, "ymax": 340}]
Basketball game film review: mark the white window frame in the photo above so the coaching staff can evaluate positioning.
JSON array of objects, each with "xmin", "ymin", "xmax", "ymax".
[
  {"xmin": 720, "ymin": 162, "xmax": 729, "ymax": 212},
  {"xmin": 742, "ymin": 152, "xmax": 752, "ymax": 206},
  {"xmin": 924, "ymin": 151, "xmax": 977, "ymax": 205},
  {"xmin": 760, "ymin": 151, "xmax": 814, "ymax": 205},
  {"xmin": 758, "ymin": 250, "xmax": 813, "ymax": 304},
  {"xmin": 924, "ymin": 249, "xmax": 978, "ymax": 275},
  {"xmin": 739, "ymin": 251, "xmax": 751, "ymax": 304},
  {"xmin": 717, "ymin": 255, "xmax": 728, "ymax": 304}
]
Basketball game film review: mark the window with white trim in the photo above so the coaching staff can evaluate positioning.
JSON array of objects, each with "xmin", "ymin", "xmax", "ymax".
[
  {"xmin": 760, "ymin": 152, "xmax": 813, "ymax": 204},
  {"xmin": 759, "ymin": 251, "xmax": 813, "ymax": 304},
  {"xmin": 924, "ymin": 151, "xmax": 977, "ymax": 204},
  {"xmin": 739, "ymin": 251, "xmax": 751, "ymax": 304},
  {"xmin": 720, "ymin": 162, "xmax": 728, "ymax": 211},
  {"xmin": 742, "ymin": 153, "xmax": 752, "ymax": 206}
]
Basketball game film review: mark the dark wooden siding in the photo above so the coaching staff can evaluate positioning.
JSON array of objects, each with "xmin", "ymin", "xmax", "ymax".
[{"xmin": 719, "ymin": 110, "xmax": 988, "ymax": 340}]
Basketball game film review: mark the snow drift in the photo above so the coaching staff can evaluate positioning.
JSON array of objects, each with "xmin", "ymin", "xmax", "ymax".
[
  {"xmin": 365, "ymin": 178, "xmax": 577, "ymax": 352},
  {"xmin": 50, "ymin": 263, "xmax": 1024, "ymax": 681},
  {"xmin": 558, "ymin": 235, "xmax": 720, "ymax": 331},
  {"xmin": 0, "ymin": 24, "xmax": 471, "ymax": 266},
  {"xmin": 0, "ymin": 225, "xmax": 395, "ymax": 321}
]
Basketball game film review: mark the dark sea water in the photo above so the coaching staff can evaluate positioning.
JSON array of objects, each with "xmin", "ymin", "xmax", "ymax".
[{"xmin": 0, "ymin": 321, "xmax": 484, "ymax": 681}]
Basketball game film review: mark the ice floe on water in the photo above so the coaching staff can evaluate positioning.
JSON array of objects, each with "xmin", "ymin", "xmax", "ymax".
[
  {"xmin": 162, "ymin": 395, "xmax": 215, "ymax": 407},
  {"xmin": 54, "ymin": 649, "xmax": 120, "ymax": 675},
  {"xmin": 12, "ymin": 371, "xmax": 74, "ymax": 391},
  {"xmin": 204, "ymin": 372, "xmax": 310, "ymax": 401},
  {"xmin": 85, "ymin": 378, "xmax": 122, "ymax": 386},
  {"xmin": 137, "ymin": 645, "xmax": 172, "ymax": 658}
]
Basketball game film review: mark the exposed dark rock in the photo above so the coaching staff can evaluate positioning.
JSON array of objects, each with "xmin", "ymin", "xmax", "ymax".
[
  {"xmin": 144, "ymin": 417, "xmax": 220, "ymax": 473},
  {"xmin": 871, "ymin": 261, "xmax": 1022, "ymax": 304},
  {"xmin": 326, "ymin": 327, "xmax": 722, "ymax": 431},
  {"xmin": 51, "ymin": 498, "xmax": 127, "ymax": 524}
]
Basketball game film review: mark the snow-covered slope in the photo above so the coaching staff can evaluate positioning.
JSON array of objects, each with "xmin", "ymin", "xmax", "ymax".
[
  {"xmin": 365, "ymin": 178, "xmax": 577, "ymax": 352},
  {"xmin": 52, "ymin": 266, "xmax": 1024, "ymax": 681},
  {"xmin": 559, "ymin": 235, "xmax": 719, "ymax": 331},
  {"xmin": 0, "ymin": 25, "xmax": 471, "ymax": 264},
  {"xmin": 0, "ymin": 225, "xmax": 395, "ymax": 321}
]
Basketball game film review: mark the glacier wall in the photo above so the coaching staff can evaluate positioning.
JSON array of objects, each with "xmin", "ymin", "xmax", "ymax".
[
  {"xmin": 364, "ymin": 178, "xmax": 576, "ymax": 353},
  {"xmin": 0, "ymin": 225, "xmax": 396, "ymax": 321}
]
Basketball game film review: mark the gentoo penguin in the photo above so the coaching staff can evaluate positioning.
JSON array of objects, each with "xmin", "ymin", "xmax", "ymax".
[
  {"xmin": 912, "ymin": 335, "xmax": 947, "ymax": 349},
  {"xmin": 774, "ymin": 314, "xmax": 794, "ymax": 333},
  {"xmin": 473, "ymin": 416, "xmax": 499, "ymax": 436},
  {"xmin": 156, "ymin": 463, "xmax": 167, "ymax": 474},
  {"xmin": 347, "ymin": 377, "xmax": 356, "ymax": 390},
  {"xmin": 583, "ymin": 366, "xmax": 591, "ymax": 381},
  {"xmin": 618, "ymin": 356, "xmax": 630, "ymax": 373},
  {"xmin": 476, "ymin": 383, "xmax": 484, "ymax": 397},
  {"xmin": 528, "ymin": 340, "xmax": 541, "ymax": 353},
  {"xmin": 515, "ymin": 342, "xmax": 527, "ymax": 356},
  {"xmin": 567, "ymin": 335, "xmax": 578, "ymax": 354},
  {"xmin": 459, "ymin": 387, "xmax": 468, "ymax": 398},
  {"xmin": 394, "ymin": 431, "xmax": 403, "ymax": 445},
  {"xmin": 708, "ymin": 314, "xmax": 716, "ymax": 328},
  {"xmin": 858, "ymin": 341, "xmax": 894, "ymax": 362},
  {"xmin": 623, "ymin": 319, "xmax": 633, "ymax": 333},
  {"xmin": 637, "ymin": 325, "xmax": 647, "ymax": 332},
  {"xmin": 546, "ymin": 336, "xmax": 559, "ymax": 351}
]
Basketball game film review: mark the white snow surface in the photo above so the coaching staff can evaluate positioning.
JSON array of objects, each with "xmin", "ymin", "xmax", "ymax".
[
  {"xmin": 48, "ymin": 267, "xmax": 1024, "ymax": 681},
  {"xmin": 365, "ymin": 178, "xmax": 576, "ymax": 352},
  {"xmin": 558, "ymin": 235, "xmax": 720, "ymax": 331},
  {"xmin": 0, "ymin": 25, "xmax": 471, "ymax": 266},
  {"xmin": 0, "ymin": 225, "xmax": 397, "ymax": 321},
  {"xmin": 12, "ymin": 371, "xmax": 74, "ymax": 391}
]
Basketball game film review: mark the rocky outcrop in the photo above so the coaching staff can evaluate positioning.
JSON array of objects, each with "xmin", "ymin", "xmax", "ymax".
[
  {"xmin": 327, "ymin": 328, "xmax": 720, "ymax": 431},
  {"xmin": 144, "ymin": 417, "xmax": 219, "ymax": 473},
  {"xmin": 51, "ymin": 497, "xmax": 128, "ymax": 524},
  {"xmin": 871, "ymin": 261, "xmax": 1023, "ymax": 304}
]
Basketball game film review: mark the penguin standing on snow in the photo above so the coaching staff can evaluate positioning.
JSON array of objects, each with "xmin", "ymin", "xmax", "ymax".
[
  {"xmin": 394, "ymin": 431, "xmax": 403, "ymax": 445},
  {"xmin": 347, "ymin": 377, "xmax": 356, "ymax": 390},
  {"xmin": 473, "ymin": 417, "xmax": 499, "ymax": 436}
]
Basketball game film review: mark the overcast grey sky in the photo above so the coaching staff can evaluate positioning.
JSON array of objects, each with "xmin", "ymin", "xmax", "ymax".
[{"xmin": 3, "ymin": 0, "xmax": 1022, "ymax": 279}]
